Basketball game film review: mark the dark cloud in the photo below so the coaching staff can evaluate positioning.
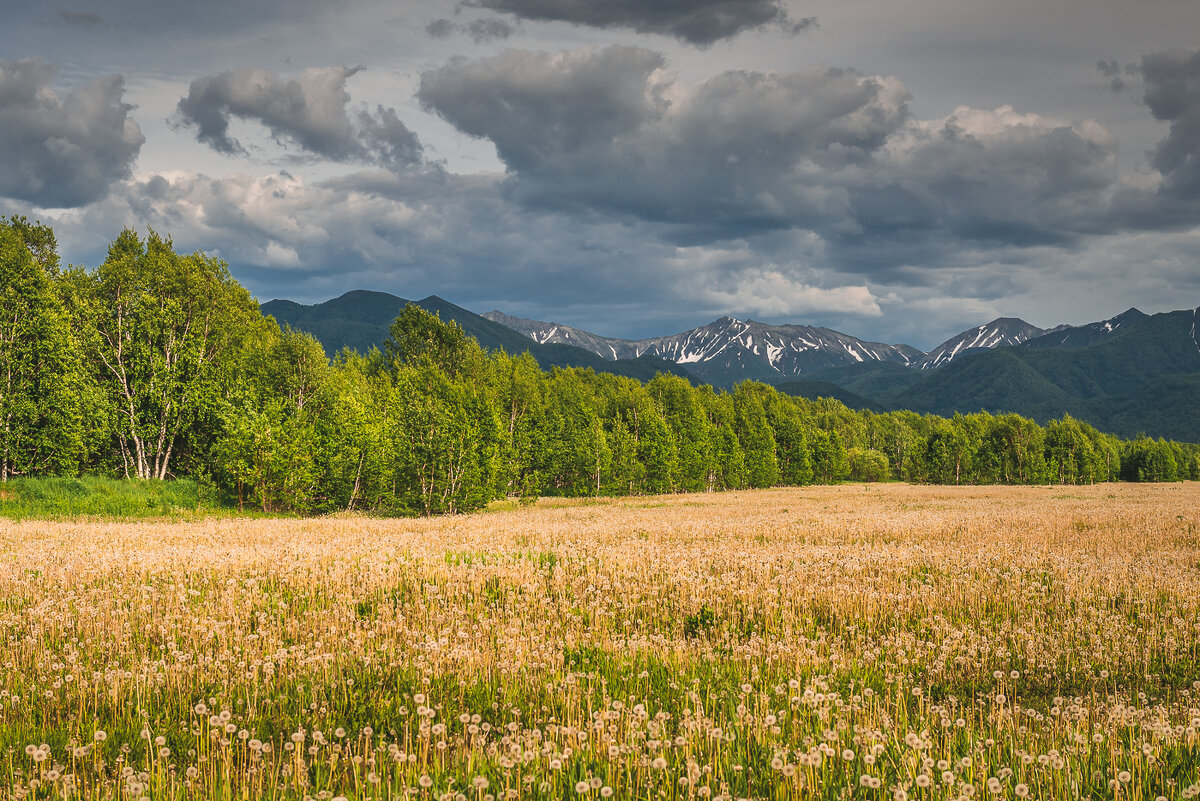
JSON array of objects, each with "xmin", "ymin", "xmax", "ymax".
[
  {"xmin": 175, "ymin": 66, "xmax": 425, "ymax": 170},
  {"xmin": 419, "ymin": 47, "xmax": 670, "ymax": 172},
  {"xmin": 425, "ymin": 18, "xmax": 457, "ymax": 38},
  {"xmin": 1141, "ymin": 48, "xmax": 1200, "ymax": 198},
  {"xmin": 0, "ymin": 58, "xmax": 143, "ymax": 208},
  {"xmin": 1097, "ymin": 58, "xmax": 1126, "ymax": 92},
  {"xmin": 465, "ymin": 17, "xmax": 518, "ymax": 43},
  {"xmin": 467, "ymin": 0, "xmax": 811, "ymax": 45},
  {"xmin": 425, "ymin": 16, "xmax": 518, "ymax": 43},
  {"xmin": 852, "ymin": 106, "xmax": 1118, "ymax": 248},
  {"xmin": 419, "ymin": 46, "xmax": 1117, "ymax": 255},
  {"xmin": 356, "ymin": 106, "xmax": 426, "ymax": 171},
  {"xmin": 57, "ymin": 10, "xmax": 109, "ymax": 28}
]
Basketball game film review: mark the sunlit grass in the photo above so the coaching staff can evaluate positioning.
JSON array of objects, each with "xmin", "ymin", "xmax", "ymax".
[
  {"xmin": 1, "ymin": 483, "xmax": 1198, "ymax": 799},
  {"xmin": 0, "ymin": 475, "xmax": 202, "ymax": 520}
]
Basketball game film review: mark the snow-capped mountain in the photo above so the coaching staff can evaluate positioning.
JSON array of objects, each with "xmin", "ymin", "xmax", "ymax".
[
  {"xmin": 483, "ymin": 310, "xmax": 637, "ymax": 359},
  {"xmin": 917, "ymin": 318, "xmax": 1048, "ymax": 369},
  {"xmin": 484, "ymin": 311, "xmax": 923, "ymax": 385},
  {"xmin": 1022, "ymin": 308, "xmax": 1147, "ymax": 350}
]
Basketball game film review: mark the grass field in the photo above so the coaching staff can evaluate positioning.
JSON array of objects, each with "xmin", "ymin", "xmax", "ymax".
[
  {"xmin": 2, "ymin": 483, "xmax": 1199, "ymax": 800},
  {"xmin": 0, "ymin": 476, "xmax": 202, "ymax": 520}
]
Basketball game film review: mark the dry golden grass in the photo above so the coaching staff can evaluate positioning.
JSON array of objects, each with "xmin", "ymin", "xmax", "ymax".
[{"xmin": 2, "ymin": 483, "xmax": 1199, "ymax": 800}]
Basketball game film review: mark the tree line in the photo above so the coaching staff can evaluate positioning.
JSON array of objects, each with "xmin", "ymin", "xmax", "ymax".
[{"xmin": 2, "ymin": 217, "xmax": 1197, "ymax": 514}]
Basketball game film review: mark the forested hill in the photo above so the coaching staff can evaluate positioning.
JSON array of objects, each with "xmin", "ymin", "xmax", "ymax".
[
  {"xmin": 798, "ymin": 307, "xmax": 1200, "ymax": 441},
  {"xmin": 261, "ymin": 291, "xmax": 695, "ymax": 384},
  {"xmin": 270, "ymin": 290, "xmax": 1200, "ymax": 441},
  {"xmin": 2, "ymin": 217, "xmax": 1198, "ymax": 517}
]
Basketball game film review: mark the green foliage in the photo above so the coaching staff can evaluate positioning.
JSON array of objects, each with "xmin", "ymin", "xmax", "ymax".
[
  {"xmin": 683, "ymin": 606, "xmax": 716, "ymax": 639},
  {"xmin": 3, "ymin": 218, "xmax": 1197, "ymax": 518},
  {"xmin": 0, "ymin": 220, "xmax": 85, "ymax": 480},
  {"xmin": 384, "ymin": 303, "xmax": 483, "ymax": 379},
  {"xmin": 808, "ymin": 309, "xmax": 1200, "ymax": 442},
  {"xmin": 846, "ymin": 447, "xmax": 889, "ymax": 482},
  {"xmin": 0, "ymin": 475, "xmax": 200, "ymax": 519},
  {"xmin": 90, "ymin": 228, "xmax": 260, "ymax": 480}
]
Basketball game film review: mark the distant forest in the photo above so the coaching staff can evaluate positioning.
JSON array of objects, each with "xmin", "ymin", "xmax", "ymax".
[{"xmin": 2, "ymin": 216, "xmax": 1198, "ymax": 515}]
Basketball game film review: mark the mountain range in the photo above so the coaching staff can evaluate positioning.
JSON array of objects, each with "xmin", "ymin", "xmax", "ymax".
[
  {"xmin": 261, "ymin": 291, "xmax": 1200, "ymax": 442},
  {"xmin": 260, "ymin": 291, "xmax": 695, "ymax": 383}
]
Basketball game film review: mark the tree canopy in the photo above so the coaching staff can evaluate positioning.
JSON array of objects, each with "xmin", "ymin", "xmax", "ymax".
[{"xmin": 2, "ymin": 217, "xmax": 1197, "ymax": 514}]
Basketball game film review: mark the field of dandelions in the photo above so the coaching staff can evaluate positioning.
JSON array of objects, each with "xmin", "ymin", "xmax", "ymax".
[{"xmin": 2, "ymin": 483, "xmax": 1199, "ymax": 801}]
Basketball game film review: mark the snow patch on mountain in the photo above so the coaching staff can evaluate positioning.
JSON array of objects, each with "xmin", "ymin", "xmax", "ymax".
[{"xmin": 917, "ymin": 318, "xmax": 1046, "ymax": 369}]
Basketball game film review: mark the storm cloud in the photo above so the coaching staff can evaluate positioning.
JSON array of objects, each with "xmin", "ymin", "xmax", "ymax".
[
  {"xmin": 176, "ymin": 66, "xmax": 425, "ymax": 170},
  {"xmin": 5, "ymin": 0, "xmax": 1200, "ymax": 349},
  {"xmin": 468, "ymin": 0, "xmax": 812, "ymax": 45},
  {"xmin": 426, "ymin": 16, "xmax": 518, "ymax": 43},
  {"xmin": 419, "ymin": 46, "xmax": 1120, "ymax": 253},
  {"xmin": 0, "ymin": 58, "xmax": 143, "ymax": 208},
  {"xmin": 1141, "ymin": 48, "xmax": 1200, "ymax": 199}
]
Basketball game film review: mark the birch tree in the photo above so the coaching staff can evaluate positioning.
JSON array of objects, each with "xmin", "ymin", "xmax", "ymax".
[{"xmin": 91, "ymin": 229, "xmax": 257, "ymax": 480}]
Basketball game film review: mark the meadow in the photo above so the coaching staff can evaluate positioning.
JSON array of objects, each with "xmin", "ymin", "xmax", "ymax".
[{"xmin": 1, "ymin": 483, "xmax": 1198, "ymax": 800}]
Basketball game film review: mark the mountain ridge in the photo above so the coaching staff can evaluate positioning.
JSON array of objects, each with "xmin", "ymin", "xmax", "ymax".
[
  {"xmin": 261, "ymin": 291, "xmax": 697, "ymax": 383},
  {"xmin": 484, "ymin": 309, "xmax": 925, "ymax": 384},
  {"xmin": 263, "ymin": 289, "xmax": 1200, "ymax": 441}
]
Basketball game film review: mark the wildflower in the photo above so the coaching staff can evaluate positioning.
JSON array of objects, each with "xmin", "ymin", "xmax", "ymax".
[
  {"xmin": 575, "ymin": 781, "xmax": 589, "ymax": 793},
  {"xmin": 842, "ymin": 749, "xmax": 855, "ymax": 762}
]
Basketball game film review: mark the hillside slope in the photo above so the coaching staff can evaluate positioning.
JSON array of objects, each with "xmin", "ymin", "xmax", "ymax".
[{"xmin": 261, "ymin": 291, "xmax": 695, "ymax": 382}]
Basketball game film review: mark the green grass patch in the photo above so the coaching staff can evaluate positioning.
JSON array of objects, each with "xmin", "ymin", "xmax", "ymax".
[{"xmin": 0, "ymin": 475, "xmax": 203, "ymax": 520}]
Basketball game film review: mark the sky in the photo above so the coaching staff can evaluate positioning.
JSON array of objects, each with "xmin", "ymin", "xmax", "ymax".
[{"xmin": 2, "ymin": 0, "xmax": 1199, "ymax": 350}]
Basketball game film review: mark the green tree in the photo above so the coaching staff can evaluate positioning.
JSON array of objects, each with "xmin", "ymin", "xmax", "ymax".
[
  {"xmin": 486, "ymin": 351, "xmax": 545, "ymax": 500},
  {"xmin": 388, "ymin": 363, "xmax": 501, "ymax": 515},
  {"xmin": 0, "ymin": 222, "xmax": 84, "ymax": 479},
  {"xmin": 982, "ymin": 413, "xmax": 1047, "ymax": 484},
  {"xmin": 809, "ymin": 429, "xmax": 848, "ymax": 483},
  {"xmin": 846, "ymin": 448, "xmax": 889, "ymax": 482},
  {"xmin": 91, "ymin": 229, "xmax": 259, "ymax": 480},
  {"xmin": 1045, "ymin": 415, "xmax": 1100, "ymax": 485},
  {"xmin": 762, "ymin": 393, "xmax": 813, "ymax": 486},
  {"xmin": 921, "ymin": 415, "xmax": 974, "ymax": 484},
  {"xmin": 537, "ymin": 370, "xmax": 610, "ymax": 495},
  {"xmin": 647, "ymin": 374, "xmax": 713, "ymax": 492},
  {"xmin": 733, "ymin": 382, "xmax": 780, "ymax": 489},
  {"xmin": 383, "ymin": 304, "xmax": 483, "ymax": 380},
  {"xmin": 214, "ymin": 323, "xmax": 334, "ymax": 513}
]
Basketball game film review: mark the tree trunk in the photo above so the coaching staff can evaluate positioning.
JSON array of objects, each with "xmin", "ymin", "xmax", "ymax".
[{"xmin": 347, "ymin": 451, "xmax": 364, "ymax": 512}]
